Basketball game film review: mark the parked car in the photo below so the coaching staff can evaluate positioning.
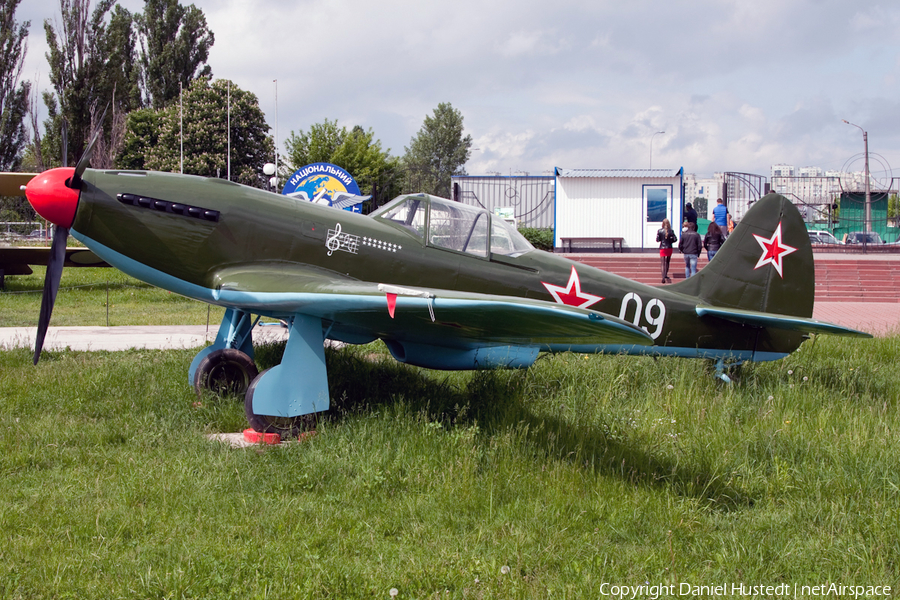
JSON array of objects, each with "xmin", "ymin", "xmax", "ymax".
[
  {"xmin": 844, "ymin": 231, "xmax": 885, "ymax": 245},
  {"xmin": 807, "ymin": 230, "xmax": 842, "ymax": 245}
]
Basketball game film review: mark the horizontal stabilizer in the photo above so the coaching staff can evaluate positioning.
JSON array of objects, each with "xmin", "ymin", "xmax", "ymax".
[{"xmin": 696, "ymin": 305, "xmax": 872, "ymax": 338}]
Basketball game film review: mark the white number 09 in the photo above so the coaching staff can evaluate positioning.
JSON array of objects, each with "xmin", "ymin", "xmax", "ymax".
[{"xmin": 618, "ymin": 292, "xmax": 666, "ymax": 340}]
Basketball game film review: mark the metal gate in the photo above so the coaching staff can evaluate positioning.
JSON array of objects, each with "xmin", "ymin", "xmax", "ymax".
[{"xmin": 451, "ymin": 175, "xmax": 555, "ymax": 229}]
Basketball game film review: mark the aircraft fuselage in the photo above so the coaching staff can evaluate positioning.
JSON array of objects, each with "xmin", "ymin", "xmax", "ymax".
[{"xmin": 74, "ymin": 169, "xmax": 805, "ymax": 361}]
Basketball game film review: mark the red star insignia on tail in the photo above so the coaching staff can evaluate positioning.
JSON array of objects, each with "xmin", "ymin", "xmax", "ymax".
[
  {"xmin": 752, "ymin": 222, "xmax": 797, "ymax": 278},
  {"xmin": 541, "ymin": 266, "xmax": 603, "ymax": 309}
]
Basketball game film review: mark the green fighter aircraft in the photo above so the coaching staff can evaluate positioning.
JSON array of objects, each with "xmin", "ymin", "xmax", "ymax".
[{"xmin": 4, "ymin": 151, "xmax": 870, "ymax": 435}]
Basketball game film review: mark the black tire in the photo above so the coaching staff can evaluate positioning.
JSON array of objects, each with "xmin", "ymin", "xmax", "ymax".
[
  {"xmin": 244, "ymin": 368, "xmax": 315, "ymax": 437},
  {"xmin": 193, "ymin": 348, "xmax": 259, "ymax": 398}
]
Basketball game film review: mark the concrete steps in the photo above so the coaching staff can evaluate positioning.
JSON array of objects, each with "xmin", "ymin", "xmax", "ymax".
[{"xmin": 563, "ymin": 253, "xmax": 900, "ymax": 302}]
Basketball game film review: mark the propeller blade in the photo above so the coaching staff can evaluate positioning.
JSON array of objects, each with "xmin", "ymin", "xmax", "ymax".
[
  {"xmin": 34, "ymin": 225, "xmax": 69, "ymax": 364},
  {"xmin": 70, "ymin": 104, "xmax": 108, "ymax": 189},
  {"xmin": 70, "ymin": 129, "xmax": 100, "ymax": 188}
]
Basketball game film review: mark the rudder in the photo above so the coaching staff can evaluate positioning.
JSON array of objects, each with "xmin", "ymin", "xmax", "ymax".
[{"xmin": 670, "ymin": 193, "xmax": 814, "ymax": 318}]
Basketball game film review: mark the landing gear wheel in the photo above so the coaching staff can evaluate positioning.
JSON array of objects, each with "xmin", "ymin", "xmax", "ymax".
[
  {"xmin": 193, "ymin": 349, "xmax": 259, "ymax": 398},
  {"xmin": 244, "ymin": 368, "xmax": 316, "ymax": 437}
]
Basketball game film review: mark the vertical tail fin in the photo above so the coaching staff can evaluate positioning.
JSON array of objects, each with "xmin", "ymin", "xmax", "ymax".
[{"xmin": 670, "ymin": 193, "xmax": 814, "ymax": 318}]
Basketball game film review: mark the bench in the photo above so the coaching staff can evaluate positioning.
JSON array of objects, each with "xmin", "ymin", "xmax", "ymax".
[{"xmin": 559, "ymin": 237, "xmax": 625, "ymax": 253}]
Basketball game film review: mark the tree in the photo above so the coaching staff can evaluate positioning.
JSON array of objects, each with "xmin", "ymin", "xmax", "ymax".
[
  {"xmin": 284, "ymin": 120, "xmax": 400, "ymax": 208},
  {"xmin": 402, "ymin": 102, "xmax": 473, "ymax": 198},
  {"xmin": 43, "ymin": 0, "xmax": 142, "ymax": 164},
  {"xmin": 692, "ymin": 196, "xmax": 708, "ymax": 216},
  {"xmin": 117, "ymin": 107, "xmax": 159, "ymax": 170},
  {"xmin": 121, "ymin": 78, "xmax": 273, "ymax": 188},
  {"xmin": 284, "ymin": 119, "xmax": 346, "ymax": 167},
  {"xmin": 888, "ymin": 194, "xmax": 899, "ymax": 228},
  {"xmin": 22, "ymin": 90, "xmax": 63, "ymax": 171},
  {"xmin": 0, "ymin": 0, "xmax": 31, "ymax": 172},
  {"xmin": 136, "ymin": 0, "xmax": 214, "ymax": 110}
]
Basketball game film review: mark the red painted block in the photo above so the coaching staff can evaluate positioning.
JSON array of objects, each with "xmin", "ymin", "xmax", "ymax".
[{"xmin": 243, "ymin": 428, "xmax": 281, "ymax": 445}]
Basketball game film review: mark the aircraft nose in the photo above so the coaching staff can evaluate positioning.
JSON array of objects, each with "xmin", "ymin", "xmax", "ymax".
[{"xmin": 25, "ymin": 167, "xmax": 80, "ymax": 229}]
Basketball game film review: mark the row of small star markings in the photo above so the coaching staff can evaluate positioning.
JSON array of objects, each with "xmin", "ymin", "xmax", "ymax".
[{"xmin": 362, "ymin": 236, "xmax": 402, "ymax": 253}]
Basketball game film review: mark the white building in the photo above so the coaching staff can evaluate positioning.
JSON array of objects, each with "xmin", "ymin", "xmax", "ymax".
[
  {"xmin": 554, "ymin": 168, "xmax": 684, "ymax": 251},
  {"xmin": 771, "ymin": 164, "xmax": 874, "ymax": 205},
  {"xmin": 771, "ymin": 164, "xmax": 795, "ymax": 179},
  {"xmin": 683, "ymin": 173, "xmax": 722, "ymax": 220}
]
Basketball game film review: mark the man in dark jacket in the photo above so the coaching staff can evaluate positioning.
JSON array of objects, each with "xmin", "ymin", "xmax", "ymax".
[
  {"xmin": 678, "ymin": 222, "xmax": 703, "ymax": 278},
  {"xmin": 684, "ymin": 202, "xmax": 698, "ymax": 226}
]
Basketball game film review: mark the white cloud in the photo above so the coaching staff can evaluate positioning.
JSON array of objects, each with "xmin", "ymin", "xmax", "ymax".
[
  {"xmin": 496, "ymin": 30, "xmax": 571, "ymax": 58},
  {"xmin": 18, "ymin": 0, "xmax": 900, "ymax": 178}
]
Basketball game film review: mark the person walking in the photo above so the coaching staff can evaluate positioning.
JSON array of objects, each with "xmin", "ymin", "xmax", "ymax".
[
  {"xmin": 704, "ymin": 222, "xmax": 725, "ymax": 261},
  {"xmin": 712, "ymin": 198, "xmax": 729, "ymax": 232},
  {"xmin": 684, "ymin": 202, "xmax": 698, "ymax": 227},
  {"xmin": 679, "ymin": 221, "xmax": 702, "ymax": 278},
  {"xmin": 656, "ymin": 218, "xmax": 677, "ymax": 283}
]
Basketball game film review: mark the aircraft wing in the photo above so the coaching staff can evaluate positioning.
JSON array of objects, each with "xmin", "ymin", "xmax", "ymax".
[
  {"xmin": 696, "ymin": 305, "xmax": 873, "ymax": 338},
  {"xmin": 0, "ymin": 172, "xmax": 38, "ymax": 197},
  {"xmin": 211, "ymin": 264, "xmax": 654, "ymax": 349},
  {"xmin": 0, "ymin": 246, "xmax": 110, "ymax": 275}
]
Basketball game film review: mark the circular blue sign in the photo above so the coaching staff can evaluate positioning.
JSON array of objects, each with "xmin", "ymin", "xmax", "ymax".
[{"xmin": 282, "ymin": 162, "xmax": 365, "ymax": 212}]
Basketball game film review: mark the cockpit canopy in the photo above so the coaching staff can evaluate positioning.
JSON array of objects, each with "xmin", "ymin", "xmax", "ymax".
[{"xmin": 371, "ymin": 194, "xmax": 533, "ymax": 258}]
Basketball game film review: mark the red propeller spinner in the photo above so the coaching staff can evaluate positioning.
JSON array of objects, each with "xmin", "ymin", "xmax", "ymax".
[{"xmin": 25, "ymin": 167, "xmax": 80, "ymax": 229}]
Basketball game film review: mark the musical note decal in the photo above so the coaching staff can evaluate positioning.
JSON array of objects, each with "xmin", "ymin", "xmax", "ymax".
[{"xmin": 325, "ymin": 223, "xmax": 360, "ymax": 256}]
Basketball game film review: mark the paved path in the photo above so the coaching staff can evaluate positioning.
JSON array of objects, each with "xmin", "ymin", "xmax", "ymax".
[
  {"xmin": 0, "ymin": 324, "xmax": 288, "ymax": 352},
  {"xmin": 0, "ymin": 302, "xmax": 897, "ymax": 352}
]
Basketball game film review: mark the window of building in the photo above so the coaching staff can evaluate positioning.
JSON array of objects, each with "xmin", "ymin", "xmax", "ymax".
[{"xmin": 646, "ymin": 188, "xmax": 669, "ymax": 222}]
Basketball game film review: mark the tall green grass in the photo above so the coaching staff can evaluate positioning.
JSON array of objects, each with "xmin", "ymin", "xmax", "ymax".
[
  {"xmin": 1, "ymin": 334, "xmax": 898, "ymax": 598},
  {"xmin": 0, "ymin": 266, "xmax": 224, "ymax": 327}
]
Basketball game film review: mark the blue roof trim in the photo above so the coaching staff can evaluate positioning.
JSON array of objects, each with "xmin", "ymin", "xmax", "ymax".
[
  {"xmin": 450, "ymin": 175, "xmax": 554, "ymax": 180},
  {"xmin": 553, "ymin": 166, "xmax": 559, "ymax": 248},
  {"xmin": 557, "ymin": 168, "xmax": 683, "ymax": 178}
]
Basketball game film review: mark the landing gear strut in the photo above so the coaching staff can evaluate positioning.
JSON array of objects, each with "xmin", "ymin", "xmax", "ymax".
[
  {"xmin": 244, "ymin": 368, "xmax": 315, "ymax": 437},
  {"xmin": 714, "ymin": 357, "xmax": 743, "ymax": 383},
  {"xmin": 243, "ymin": 313, "xmax": 330, "ymax": 437}
]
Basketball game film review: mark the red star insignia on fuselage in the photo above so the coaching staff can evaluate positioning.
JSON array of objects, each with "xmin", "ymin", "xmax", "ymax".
[
  {"xmin": 542, "ymin": 265, "xmax": 603, "ymax": 309},
  {"xmin": 752, "ymin": 222, "xmax": 797, "ymax": 278}
]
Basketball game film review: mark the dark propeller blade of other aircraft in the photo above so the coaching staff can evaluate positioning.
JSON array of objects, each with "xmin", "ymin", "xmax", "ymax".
[{"xmin": 34, "ymin": 224, "xmax": 69, "ymax": 364}]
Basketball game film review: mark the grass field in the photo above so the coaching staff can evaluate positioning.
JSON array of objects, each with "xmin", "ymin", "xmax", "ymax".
[
  {"xmin": 1, "ymin": 266, "xmax": 224, "ymax": 327},
  {"xmin": 1, "ymin": 269, "xmax": 899, "ymax": 598}
]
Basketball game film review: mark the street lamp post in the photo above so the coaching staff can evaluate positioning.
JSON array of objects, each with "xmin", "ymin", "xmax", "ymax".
[
  {"xmin": 273, "ymin": 79, "xmax": 279, "ymax": 193},
  {"xmin": 650, "ymin": 131, "xmax": 665, "ymax": 170},
  {"xmin": 842, "ymin": 119, "xmax": 871, "ymax": 233}
]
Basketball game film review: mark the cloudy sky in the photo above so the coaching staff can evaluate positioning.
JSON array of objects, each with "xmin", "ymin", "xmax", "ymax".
[{"xmin": 19, "ymin": 0, "xmax": 900, "ymax": 180}]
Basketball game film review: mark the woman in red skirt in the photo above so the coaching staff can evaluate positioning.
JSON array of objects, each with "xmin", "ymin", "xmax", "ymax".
[{"xmin": 656, "ymin": 218, "xmax": 677, "ymax": 283}]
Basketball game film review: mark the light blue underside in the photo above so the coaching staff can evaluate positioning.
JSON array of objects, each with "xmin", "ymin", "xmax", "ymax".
[{"xmin": 74, "ymin": 231, "xmax": 786, "ymax": 364}]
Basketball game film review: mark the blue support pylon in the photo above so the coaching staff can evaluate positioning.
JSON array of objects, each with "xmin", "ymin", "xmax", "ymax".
[{"xmin": 249, "ymin": 313, "xmax": 330, "ymax": 418}]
